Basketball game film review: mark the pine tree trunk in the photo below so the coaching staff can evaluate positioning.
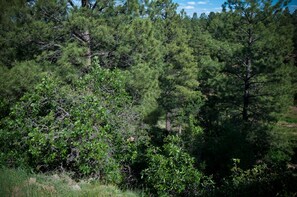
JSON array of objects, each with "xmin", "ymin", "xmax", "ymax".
[
  {"xmin": 81, "ymin": 0, "xmax": 91, "ymax": 71},
  {"xmin": 178, "ymin": 125, "xmax": 182, "ymax": 134},
  {"xmin": 82, "ymin": 0, "xmax": 88, "ymax": 8},
  {"xmin": 166, "ymin": 112, "xmax": 171, "ymax": 132},
  {"xmin": 243, "ymin": 28, "xmax": 253, "ymax": 121},
  {"xmin": 243, "ymin": 58, "xmax": 251, "ymax": 121},
  {"xmin": 83, "ymin": 30, "xmax": 91, "ymax": 70}
]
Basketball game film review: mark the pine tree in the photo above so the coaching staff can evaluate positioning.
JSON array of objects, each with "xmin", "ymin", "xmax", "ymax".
[
  {"xmin": 220, "ymin": 0, "xmax": 294, "ymax": 123},
  {"xmin": 198, "ymin": 0, "xmax": 295, "ymax": 176},
  {"xmin": 148, "ymin": 1, "xmax": 203, "ymax": 133}
]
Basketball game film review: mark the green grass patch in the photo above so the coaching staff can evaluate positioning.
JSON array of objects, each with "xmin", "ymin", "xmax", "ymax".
[
  {"xmin": 269, "ymin": 107, "xmax": 297, "ymax": 163},
  {"xmin": 0, "ymin": 167, "xmax": 141, "ymax": 197},
  {"xmin": 278, "ymin": 107, "xmax": 297, "ymax": 137},
  {"xmin": 280, "ymin": 107, "xmax": 297, "ymax": 124}
]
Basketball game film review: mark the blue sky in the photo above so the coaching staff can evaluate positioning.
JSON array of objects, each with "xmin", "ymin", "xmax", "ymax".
[{"xmin": 174, "ymin": 0, "xmax": 297, "ymax": 16}]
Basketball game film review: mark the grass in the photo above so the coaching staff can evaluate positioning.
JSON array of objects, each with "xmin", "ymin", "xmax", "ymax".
[
  {"xmin": 0, "ymin": 167, "xmax": 141, "ymax": 197},
  {"xmin": 279, "ymin": 106, "xmax": 297, "ymax": 124},
  {"xmin": 278, "ymin": 106, "xmax": 297, "ymax": 139},
  {"xmin": 272, "ymin": 106, "xmax": 297, "ymax": 165}
]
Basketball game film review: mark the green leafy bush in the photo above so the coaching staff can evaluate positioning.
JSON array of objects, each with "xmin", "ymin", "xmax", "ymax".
[
  {"xmin": 216, "ymin": 159, "xmax": 297, "ymax": 196},
  {"xmin": 0, "ymin": 61, "xmax": 44, "ymax": 118},
  {"xmin": 142, "ymin": 135, "xmax": 202, "ymax": 196},
  {"xmin": 0, "ymin": 64, "xmax": 145, "ymax": 184}
]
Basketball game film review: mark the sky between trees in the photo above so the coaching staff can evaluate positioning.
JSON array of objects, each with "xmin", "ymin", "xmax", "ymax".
[{"xmin": 175, "ymin": 0, "xmax": 297, "ymax": 16}]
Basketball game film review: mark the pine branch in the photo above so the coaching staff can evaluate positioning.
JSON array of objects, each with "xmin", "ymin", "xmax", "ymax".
[
  {"xmin": 92, "ymin": 1, "xmax": 98, "ymax": 10},
  {"xmin": 68, "ymin": 0, "xmax": 75, "ymax": 8},
  {"xmin": 72, "ymin": 31, "xmax": 87, "ymax": 43}
]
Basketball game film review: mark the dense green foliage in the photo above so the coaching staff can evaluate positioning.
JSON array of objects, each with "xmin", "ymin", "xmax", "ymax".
[
  {"xmin": 143, "ymin": 136, "xmax": 202, "ymax": 196},
  {"xmin": 0, "ymin": 0, "xmax": 297, "ymax": 196}
]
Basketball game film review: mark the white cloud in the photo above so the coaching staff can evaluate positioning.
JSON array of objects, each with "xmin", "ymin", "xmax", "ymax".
[
  {"xmin": 183, "ymin": 5, "xmax": 195, "ymax": 9},
  {"xmin": 187, "ymin": 2, "xmax": 196, "ymax": 5},
  {"xmin": 197, "ymin": 1, "xmax": 208, "ymax": 5}
]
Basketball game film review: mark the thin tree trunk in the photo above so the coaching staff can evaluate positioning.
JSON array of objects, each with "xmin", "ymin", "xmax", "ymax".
[
  {"xmin": 178, "ymin": 125, "xmax": 182, "ymax": 134},
  {"xmin": 243, "ymin": 28, "xmax": 253, "ymax": 121},
  {"xmin": 166, "ymin": 112, "xmax": 171, "ymax": 132},
  {"xmin": 243, "ymin": 58, "xmax": 251, "ymax": 121},
  {"xmin": 82, "ymin": 0, "xmax": 88, "ymax": 8},
  {"xmin": 82, "ymin": 30, "xmax": 91, "ymax": 71},
  {"xmin": 81, "ymin": 0, "xmax": 91, "ymax": 71}
]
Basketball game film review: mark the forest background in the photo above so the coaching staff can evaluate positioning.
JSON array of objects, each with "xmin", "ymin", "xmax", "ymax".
[{"xmin": 0, "ymin": 0, "xmax": 297, "ymax": 196}]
